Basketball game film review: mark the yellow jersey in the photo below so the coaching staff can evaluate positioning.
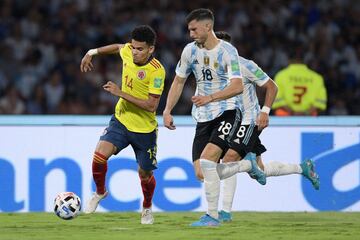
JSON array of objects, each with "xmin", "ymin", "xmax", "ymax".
[
  {"xmin": 115, "ymin": 43, "xmax": 165, "ymax": 133},
  {"xmin": 272, "ymin": 64, "xmax": 327, "ymax": 112}
]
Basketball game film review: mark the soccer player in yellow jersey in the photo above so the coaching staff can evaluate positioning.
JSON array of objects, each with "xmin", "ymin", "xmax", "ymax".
[
  {"xmin": 80, "ymin": 25, "xmax": 165, "ymax": 224},
  {"xmin": 272, "ymin": 50, "xmax": 327, "ymax": 116}
]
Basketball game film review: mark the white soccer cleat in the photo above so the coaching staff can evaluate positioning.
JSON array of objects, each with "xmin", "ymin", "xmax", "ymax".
[
  {"xmin": 84, "ymin": 191, "xmax": 108, "ymax": 214},
  {"xmin": 141, "ymin": 208, "xmax": 154, "ymax": 224}
]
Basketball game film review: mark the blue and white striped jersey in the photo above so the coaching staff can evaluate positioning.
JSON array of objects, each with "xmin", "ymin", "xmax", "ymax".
[
  {"xmin": 237, "ymin": 56, "xmax": 270, "ymax": 125},
  {"xmin": 176, "ymin": 40, "xmax": 242, "ymax": 122}
]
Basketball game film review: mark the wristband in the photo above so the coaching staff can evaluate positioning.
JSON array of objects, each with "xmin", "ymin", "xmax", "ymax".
[
  {"xmin": 261, "ymin": 106, "xmax": 271, "ymax": 114},
  {"xmin": 87, "ymin": 49, "xmax": 98, "ymax": 56}
]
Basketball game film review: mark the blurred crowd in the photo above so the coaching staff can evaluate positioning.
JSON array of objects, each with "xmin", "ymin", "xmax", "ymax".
[{"xmin": 0, "ymin": 0, "xmax": 359, "ymax": 115}]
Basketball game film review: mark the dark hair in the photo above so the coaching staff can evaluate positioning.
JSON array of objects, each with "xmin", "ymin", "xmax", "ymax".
[
  {"xmin": 131, "ymin": 25, "xmax": 156, "ymax": 46},
  {"xmin": 215, "ymin": 31, "xmax": 232, "ymax": 42},
  {"xmin": 186, "ymin": 8, "xmax": 214, "ymax": 24}
]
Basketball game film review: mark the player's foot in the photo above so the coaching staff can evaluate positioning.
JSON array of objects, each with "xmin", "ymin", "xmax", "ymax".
[
  {"xmin": 141, "ymin": 208, "xmax": 154, "ymax": 224},
  {"xmin": 84, "ymin": 191, "xmax": 108, "ymax": 214},
  {"xmin": 247, "ymin": 153, "xmax": 266, "ymax": 185},
  {"xmin": 301, "ymin": 159, "xmax": 320, "ymax": 190},
  {"xmin": 190, "ymin": 214, "xmax": 220, "ymax": 227},
  {"xmin": 218, "ymin": 210, "xmax": 232, "ymax": 222}
]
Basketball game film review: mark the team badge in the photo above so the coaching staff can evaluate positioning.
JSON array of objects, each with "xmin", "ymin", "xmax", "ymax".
[
  {"xmin": 214, "ymin": 61, "xmax": 219, "ymax": 69},
  {"xmin": 204, "ymin": 56, "xmax": 210, "ymax": 66},
  {"xmin": 137, "ymin": 70, "xmax": 146, "ymax": 80},
  {"xmin": 154, "ymin": 77, "xmax": 162, "ymax": 88}
]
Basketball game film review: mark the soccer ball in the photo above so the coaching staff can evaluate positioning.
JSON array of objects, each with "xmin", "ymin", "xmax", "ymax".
[{"xmin": 54, "ymin": 192, "xmax": 81, "ymax": 220}]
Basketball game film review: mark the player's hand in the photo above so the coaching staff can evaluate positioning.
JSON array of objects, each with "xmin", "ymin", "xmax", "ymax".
[
  {"xmin": 163, "ymin": 111, "xmax": 176, "ymax": 130},
  {"xmin": 256, "ymin": 112, "xmax": 269, "ymax": 131},
  {"xmin": 80, "ymin": 53, "xmax": 94, "ymax": 72},
  {"xmin": 103, "ymin": 81, "xmax": 122, "ymax": 97},
  {"xmin": 191, "ymin": 95, "xmax": 212, "ymax": 107}
]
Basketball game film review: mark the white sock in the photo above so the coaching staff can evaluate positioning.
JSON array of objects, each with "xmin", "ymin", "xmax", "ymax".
[
  {"xmin": 264, "ymin": 161, "xmax": 302, "ymax": 177},
  {"xmin": 200, "ymin": 159, "xmax": 220, "ymax": 219},
  {"xmin": 222, "ymin": 174, "xmax": 237, "ymax": 213},
  {"xmin": 216, "ymin": 160, "xmax": 251, "ymax": 180}
]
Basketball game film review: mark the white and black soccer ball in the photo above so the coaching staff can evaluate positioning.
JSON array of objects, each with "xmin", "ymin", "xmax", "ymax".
[{"xmin": 54, "ymin": 192, "xmax": 81, "ymax": 220}]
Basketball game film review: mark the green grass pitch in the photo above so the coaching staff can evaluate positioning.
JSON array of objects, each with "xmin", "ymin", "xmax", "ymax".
[{"xmin": 0, "ymin": 212, "xmax": 359, "ymax": 240}]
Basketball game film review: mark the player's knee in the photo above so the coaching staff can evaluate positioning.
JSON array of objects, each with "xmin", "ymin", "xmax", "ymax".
[
  {"xmin": 200, "ymin": 143, "xmax": 222, "ymax": 161},
  {"xmin": 138, "ymin": 168, "xmax": 153, "ymax": 180},
  {"xmin": 95, "ymin": 141, "xmax": 116, "ymax": 157},
  {"xmin": 223, "ymin": 150, "xmax": 240, "ymax": 162}
]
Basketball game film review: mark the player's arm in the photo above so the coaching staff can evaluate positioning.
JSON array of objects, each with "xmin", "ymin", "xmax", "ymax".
[
  {"xmin": 163, "ymin": 75, "xmax": 187, "ymax": 130},
  {"xmin": 191, "ymin": 77, "xmax": 243, "ymax": 106},
  {"xmin": 80, "ymin": 44, "xmax": 125, "ymax": 72},
  {"xmin": 257, "ymin": 79, "xmax": 278, "ymax": 130},
  {"xmin": 163, "ymin": 45, "xmax": 191, "ymax": 130},
  {"xmin": 103, "ymin": 81, "xmax": 160, "ymax": 112}
]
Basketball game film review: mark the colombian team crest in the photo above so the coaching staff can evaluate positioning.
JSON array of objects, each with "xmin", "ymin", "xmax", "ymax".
[{"xmin": 137, "ymin": 70, "xmax": 146, "ymax": 80}]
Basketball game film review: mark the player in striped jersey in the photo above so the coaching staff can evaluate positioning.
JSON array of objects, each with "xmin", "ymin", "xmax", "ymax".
[
  {"xmin": 211, "ymin": 31, "xmax": 320, "ymax": 222},
  {"xmin": 80, "ymin": 25, "xmax": 165, "ymax": 224},
  {"xmin": 163, "ymin": 9, "xmax": 265, "ymax": 227}
]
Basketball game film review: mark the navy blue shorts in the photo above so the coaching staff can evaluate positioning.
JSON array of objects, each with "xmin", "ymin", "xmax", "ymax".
[{"xmin": 100, "ymin": 115, "xmax": 158, "ymax": 171}]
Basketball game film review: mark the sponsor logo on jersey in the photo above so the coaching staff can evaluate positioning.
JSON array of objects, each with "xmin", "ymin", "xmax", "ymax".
[
  {"xmin": 231, "ymin": 60, "xmax": 240, "ymax": 72},
  {"xmin": 154, "ymin": 78, "xmax": 162, "ymax": 88},
  {"xmin": 254, "ymin": 69, "xmax": 265, "ymax": 78},
  {"xmin": 137, "ymin": 70, "xmax": 146, "ymax": 80}
]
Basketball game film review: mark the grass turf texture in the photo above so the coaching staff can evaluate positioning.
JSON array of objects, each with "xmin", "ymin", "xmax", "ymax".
[{"xmin": 0, "ymin": 212, "xmax": 359, "ymax": 240}]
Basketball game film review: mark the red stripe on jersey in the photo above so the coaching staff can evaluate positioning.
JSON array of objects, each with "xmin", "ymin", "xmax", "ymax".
[
  {"xmin": 151, "ymin": 59, "xmax": 161, "ymax": 68},
  {"xmin": 150, "ymin": 61, "xmax": 160, "ymax": 69}
]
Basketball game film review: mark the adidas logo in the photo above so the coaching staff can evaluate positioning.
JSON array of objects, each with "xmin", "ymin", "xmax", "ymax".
[{"xmin": 193, "ymin": 59, "xmax": 199, "ymax": 64}]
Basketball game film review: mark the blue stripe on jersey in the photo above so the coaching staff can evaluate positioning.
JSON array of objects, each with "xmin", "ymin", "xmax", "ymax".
[
  {"xmin": 221, "ymin": 41, "xmax": 241, "ymax": 76},
  {"xmin": 241, "ymin": 58, "xmax": 268, "ymax": 81},
  {"xmin": 237, "ymin": 94, "xmax": 245, "ymax": 117},
  {"xmin": 204, "ymin": 78, "xmax": 213, "ymax": 120},
  {"xmin": 190, "ymin": 44, "xmax": 198, "ymax": 79},
  {"xmin": 248, "ymin": 85, "xmax": 257, "ymax": 124},
  {"xmin": 217, "ymin": 49, "xmax": 227, "ymax": 114}
]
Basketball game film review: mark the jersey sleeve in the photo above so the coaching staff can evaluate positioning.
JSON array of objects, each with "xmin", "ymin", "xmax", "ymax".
[
  {"xmin": 223, "ymin": 45, "xmax": 242, "ymax": 80},
  {"xmin": 272, "ymin": 72, "xmax": 286, "ymax": 109},
  {"xmin": 148, "ymin": 67, "xmax": 166, "ymax": 96},
  {"xmin": 175, "ymin": 46, "xmax": 192, "ymax": 78},
  {"xmin": 120, "ymin": 43, "xmax": 132, "ymax": 60},
  {"xmin": 242, "ymin": 60, "xmax": 270, "ymax": 86},
  {"xmin": 313, "ymin": 75, "xmax": 327, "ymax": 110}
]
